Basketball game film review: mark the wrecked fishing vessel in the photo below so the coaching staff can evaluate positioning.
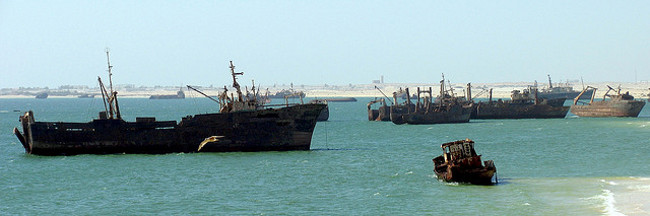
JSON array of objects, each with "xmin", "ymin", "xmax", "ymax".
[
  {"xmin": 35, "ymin": 92, "xmax": 48, "ymax": 99},
  {"xmin": 367, "ymin": 98, "xmax": 391, "ymax": 121},
  {"xmin": 471, "ymin": 87, "xmax": 569, "ymax": 119},
  {"xmin": 13, "ymin": 52, "xmax": 326, "ymax": 156},
  {"xmin": 570, "ymin": 85, "xmax": 646, "ymax": 117},
  {"xmin": 389, "ymin": 76, "xmax": 472, "ymax": 125},
  {"xmin": 535, "ymin": 75, "xmax": 593, "ymax": 100},
  {"xmin": 432, "ymin": 139, "xmax": 497, "ymax": 185},
  {"xmin": 268, "ymin": 85, "xmax": 305, "ymax": 99},
  {"xmin": 367, "ymin": 86, "xmax": 392, "ymax": 121},
  {"xmin": 149, "ymin": 87, "xmax": 185, "ymax": 99}
]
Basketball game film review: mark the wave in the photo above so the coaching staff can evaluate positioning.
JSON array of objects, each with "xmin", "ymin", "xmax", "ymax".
[{"xmin": 588, "ymin": 177, "xmax": 650, "ymax": 215}]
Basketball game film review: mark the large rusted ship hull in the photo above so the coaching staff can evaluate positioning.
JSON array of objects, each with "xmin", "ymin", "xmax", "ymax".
[
  {"xmin": 472, "ymin": 103, "xmax": 569, "ymax": 119},
  {"xmin": 570, "ymin": 100, "xmax": 645, "ymax": 117},
  {"xmin": 390, "ymin": 105, "xmax": 471, "ymax": 125},
  {"xmin": 14, "ymin": 104, "xmax": 326, "ymax": 156}
]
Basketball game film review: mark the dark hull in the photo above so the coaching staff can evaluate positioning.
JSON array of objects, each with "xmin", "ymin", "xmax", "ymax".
[
  {"xmin": 316, "ymin": 105, "xmax": 329, "ymax": 121},
  {"xmin": 368, "ymin": 106, "xmax": 390, "ymax": 121},
  {"xmin": 472, "ymin": 103, "xmax": 569, "ymax": 119},
  {"xmin": 433, "ymin": 155, "xmax": 496, "ymax": 185},
  {"xmin": 15, "ymin": 104, "xmax": 326, "ymax": 156},
  {"xmin": 390, "ymin": 105, "xmax": 471, "ymax": 125},
  {"xmin": 570, "ymin": 100, "xmax": 646, "ymax": 117}
]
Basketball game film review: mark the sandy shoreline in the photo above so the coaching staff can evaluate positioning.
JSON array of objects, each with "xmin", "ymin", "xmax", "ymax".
[{"xmin": 1, "ymin": 82, "xmax": 649, "ymax": 100}]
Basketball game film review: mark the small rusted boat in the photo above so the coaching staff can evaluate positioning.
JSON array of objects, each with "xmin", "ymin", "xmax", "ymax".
[
  {"xmin": 432, "ymin": 139, "xmax": 497, "ymax": 185},
  {"xmin": 570, "ymin": 85, "xmax": 646, "ymax": 117}
]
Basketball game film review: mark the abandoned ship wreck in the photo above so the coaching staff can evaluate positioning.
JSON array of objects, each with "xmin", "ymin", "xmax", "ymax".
[{"xmin": 13, "ymin": 52, "xmax": 326, "ymax": 156}]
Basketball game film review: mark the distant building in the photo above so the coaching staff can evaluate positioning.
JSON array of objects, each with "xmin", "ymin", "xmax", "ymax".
[{"xmin": 372, "ymin": 75, "xmax": 385, "ymax": 84}]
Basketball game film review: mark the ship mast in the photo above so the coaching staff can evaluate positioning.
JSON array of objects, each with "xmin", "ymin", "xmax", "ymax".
[
  {"xmin": 98, "ymin": 49, "xmax": 121, "ymax": 120},
  {"xmin": 229, "ymin": 61, "xmax": 244, "ymax": 102}
]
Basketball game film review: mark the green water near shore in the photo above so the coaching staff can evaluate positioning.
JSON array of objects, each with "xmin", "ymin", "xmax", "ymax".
[{"xmin": 1, "ymin": 98, "xmax": 648, "ymax": 215}]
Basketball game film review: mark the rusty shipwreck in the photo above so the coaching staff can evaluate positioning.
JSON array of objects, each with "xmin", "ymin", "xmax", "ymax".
[
  {"xmin": 570, "ymin": 85, "xmax": 646, "ymax": 117},
  {"xmin": 535, "ymin": 74, "xmax": 594, "ymax": 100},
  {"xmin": 13, "ymin": 52, "xmax": 326, "ymax": 156},
  {"xmin": 149, "ymin": 87, "xmax": 185, "ymax": 99},
  {"xmin": 367, "ymin": 98, "xmax": 391, "ymax": 121},
  {"xmin": 471, "ymin": 86, "xmax": 569, "ymax": 119},
  {"xmin": 432, "ymin": 139, "xmax": 497, "ymax": 185},
  {"xmin": 367, "ymin": 86, "xmax": 392, "ymax": 121},
  {"xmin": 389, "ymin": 75, "xmax": 472, "ymax": 125}
]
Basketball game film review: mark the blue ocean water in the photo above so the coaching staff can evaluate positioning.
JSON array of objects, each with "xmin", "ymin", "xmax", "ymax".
[{"xmin": 1, "ymin": 98, "xmax": 649, "ymax": 215}]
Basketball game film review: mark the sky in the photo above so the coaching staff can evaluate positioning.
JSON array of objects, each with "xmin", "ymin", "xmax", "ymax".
[{"xmin": 1, "ymin": 0, "xmax": 649, "ymax": 88}]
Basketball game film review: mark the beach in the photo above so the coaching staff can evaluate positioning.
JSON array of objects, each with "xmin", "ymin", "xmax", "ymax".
[{"xmin": 2, "ymin": 82, "xmax": 649, "ymax": 99}]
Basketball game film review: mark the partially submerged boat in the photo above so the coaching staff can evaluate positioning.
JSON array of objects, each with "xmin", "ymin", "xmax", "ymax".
[
  {"xmin": 432, "ymin": 139, "xmax": 497, "ymax": 185},
  {"xmin": 13, "ymin": 52, "xmax": 326, "ymax": 155},
  {"xmin": 570, "ymin": 85, "xmax": 646, "ymax": 117},
  {"xmin": 367, "ymin": 98, "xmax": 390, "ymax": 121},
  {"xmin": 389, "ymin": 76, "xmax": 472, "ymax": 125},
  {"xmin": 35, "ymin": 92, "xmax": 48, "ymax": 99},
  {"xmin": 472, "ymin": 87, "xmax": 569, "ymax": 119}
]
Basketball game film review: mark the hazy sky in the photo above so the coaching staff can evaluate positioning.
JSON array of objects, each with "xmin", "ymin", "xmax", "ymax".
[{"xmin": 1, "ymin": 1, "xmax": 649, "ymax": 88}]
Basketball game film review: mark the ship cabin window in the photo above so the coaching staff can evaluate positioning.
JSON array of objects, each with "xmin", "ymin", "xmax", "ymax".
[{"xmin": 448, "ymin": 144, "xmax": 463, "ymax": 160}]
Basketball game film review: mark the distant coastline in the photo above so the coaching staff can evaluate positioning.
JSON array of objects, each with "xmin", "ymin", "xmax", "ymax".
[{"xmin": 1, "ymin": 82, "xmax": 648, "ymax": 99}]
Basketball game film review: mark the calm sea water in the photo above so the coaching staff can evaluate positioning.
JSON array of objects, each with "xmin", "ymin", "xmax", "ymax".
[{"xmin": 1, "ymin": 98, "xmax": 649, "ymax": 215}]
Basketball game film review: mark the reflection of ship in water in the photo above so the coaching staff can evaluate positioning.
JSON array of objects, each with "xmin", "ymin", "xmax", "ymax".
[
  {"xmin": 389, "ymin": 75, "xmax": 472, "ymax": 125},
  {"xmin": 13, "ymin": 52, "xmax": 326, "ymax": 155},
  {"xmin": 533, "ymin": 75, "xmax": 593, "ymax": 100},
  {"xmin": 471, "ymin": 86, "xmax": 569, "ymax": 119},
  {"xmin": 35, "ymin": 92, "xmax": 48, "ymax": 99},
  {"xmin": 149, "ymin": 87, "xmax": 185, "ymax": 99},
  {"xmin": 570, "ymin": 85, "xmax": 646, "ymax": 117}
]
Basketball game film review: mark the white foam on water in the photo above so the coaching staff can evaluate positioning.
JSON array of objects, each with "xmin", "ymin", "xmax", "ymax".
[
  {"xmin": 595, "ymin": 177, "xmax": 650, "ymax": 215},
  {"xmin": 586, "ymin": 188, "xmax": 624, "ymax": 216},
  {"xmin": 601, "ymin": 179, "xmax": 619, "ymax": 186}
]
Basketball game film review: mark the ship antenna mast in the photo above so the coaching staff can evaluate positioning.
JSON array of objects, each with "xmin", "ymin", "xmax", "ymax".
[
  {"xmin": 229, "ymin": 61, "xmax": 244, "ymax": 102},
  {"xmin": 106, "ymin": 48, "xmax": 114, "ymax": 94}
]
